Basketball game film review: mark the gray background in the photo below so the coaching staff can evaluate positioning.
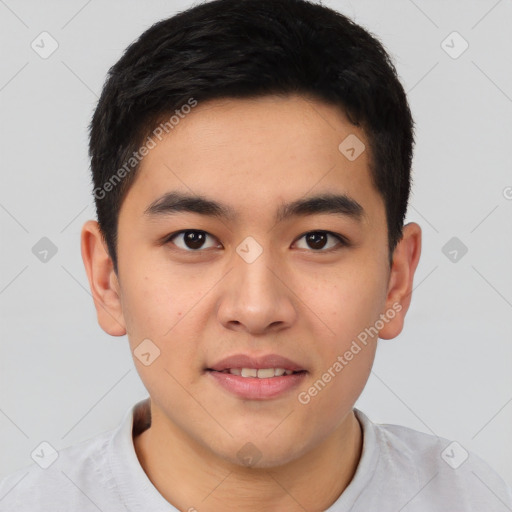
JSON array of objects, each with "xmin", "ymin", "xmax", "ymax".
[{"xmin": 1, "ymin": 0, "xmax": 511, "ymax": 489}]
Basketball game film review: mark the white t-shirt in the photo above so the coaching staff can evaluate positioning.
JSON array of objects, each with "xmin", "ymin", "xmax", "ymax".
[{"xmin": 1, "ymin": 397, "xmax": 511, "ymax": 511}]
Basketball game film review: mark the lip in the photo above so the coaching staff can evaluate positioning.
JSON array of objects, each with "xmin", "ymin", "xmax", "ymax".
[
  {"xmin": 207, "ymin": 353, "xmax": 305, "ymax": 372},
  {"xmin": 205, "ymin": 353, "xmax": 308, "ymax": 400},
  {"xmin": 207, "ymin": 370, "xmax": 307, "ymax": 400}
]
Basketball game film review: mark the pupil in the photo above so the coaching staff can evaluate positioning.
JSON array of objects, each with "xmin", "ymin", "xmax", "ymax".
[
  {"xmin": 307, "ymin": 232, "xmax": 327, "ymax": 250},
  {"xmin": 185, "ymin": 231, "xmax": 205, "ymax": 249}
]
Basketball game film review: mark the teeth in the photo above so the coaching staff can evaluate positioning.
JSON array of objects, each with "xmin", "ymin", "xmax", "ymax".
[
  {"xmin": 227, "ymin": 368, "xmax": 295, "ymax": 378},
  {"xmin": 240, "ymin": 368, "xmax": 258, "ymax": 377},
  {"xmin": 256, "ymin": 368, "xmax": 275, "ymax": 378}
]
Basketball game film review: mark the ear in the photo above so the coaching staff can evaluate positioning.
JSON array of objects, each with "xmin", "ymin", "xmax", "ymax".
[
  {"xmin": 80, "ymin": 220, "xmax": 127, "ymax": 336},
  {"xmin": 378, "ymin": 222, "xmax": 422, "ymax": 340}
]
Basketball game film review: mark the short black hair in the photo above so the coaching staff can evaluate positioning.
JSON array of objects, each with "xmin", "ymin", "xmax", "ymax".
[{"xmin": 89, "ymin": 0, "xmax": 414, "ymax": 275}]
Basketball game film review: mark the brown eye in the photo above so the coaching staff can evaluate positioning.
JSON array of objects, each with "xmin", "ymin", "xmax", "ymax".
[
  {"xmin": 295, "ymin": 231, "xmax": 347, "ymax": 251},
  {"xmin": 167, "ymin": 230, "xmax": 219, "ymax": 251}
]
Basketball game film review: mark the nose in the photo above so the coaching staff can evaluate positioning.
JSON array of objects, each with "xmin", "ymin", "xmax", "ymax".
[{"xmin": 216, "ymin": 245, "xmax": 297, "ymax": 335}]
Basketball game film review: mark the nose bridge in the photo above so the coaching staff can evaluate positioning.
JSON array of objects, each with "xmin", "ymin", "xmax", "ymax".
[
  {"xmin": 217, "ymin": 237, "xmax": 296, "ymax": 332},
  {"xmin": 235, "ymin": 242, "xmax": 277, "ymax": 295}
]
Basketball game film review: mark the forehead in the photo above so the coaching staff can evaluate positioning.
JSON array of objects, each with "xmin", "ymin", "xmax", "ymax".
[{"xmin": 121, "ymin": 94, "xmax": 383, "ymax": 226}]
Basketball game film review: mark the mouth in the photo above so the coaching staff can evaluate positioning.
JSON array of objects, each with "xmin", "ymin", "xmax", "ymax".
[
  {"xmin": 205, "ymin": 353, "xmax": 308, "ymax": 400},
  {"xmin": 207, "ymin": 368, "xmax": 307, "ymax": 378}
]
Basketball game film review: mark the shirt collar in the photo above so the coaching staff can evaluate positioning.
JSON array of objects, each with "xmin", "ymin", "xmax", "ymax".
[
  {"xmin": 107, "ymin": 396, "xmax": 178, "ymax": 511},
  {"xmin": 107, "ymin": 398, "xmax": 379, "ymax": 512}
]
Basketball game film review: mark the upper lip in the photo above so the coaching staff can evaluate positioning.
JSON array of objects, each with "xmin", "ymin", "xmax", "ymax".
[{"xmin": 207, "ymin": 353, "xmax": 306, "ymax": 372}]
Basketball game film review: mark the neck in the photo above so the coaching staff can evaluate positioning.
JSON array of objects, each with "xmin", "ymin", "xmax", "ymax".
[{"xmin": 133, "ymin": 402, "xmax": 363, "ymax": 512}]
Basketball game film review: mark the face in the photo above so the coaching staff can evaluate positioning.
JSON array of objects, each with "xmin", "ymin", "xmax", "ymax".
[{"xmin": 83, "ymin": 94, "xmax": 420, "ymax": 469}]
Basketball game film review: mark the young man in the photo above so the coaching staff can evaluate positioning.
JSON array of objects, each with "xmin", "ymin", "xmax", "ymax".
[{"xmin": 1, "ymin": 0, "xmax": 511, "ymax": 510}]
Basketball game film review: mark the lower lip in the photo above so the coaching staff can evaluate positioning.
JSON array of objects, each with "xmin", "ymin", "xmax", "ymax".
[{"xmin": 207, "ymin": 370, "xmax": 307, "ymax": 400}]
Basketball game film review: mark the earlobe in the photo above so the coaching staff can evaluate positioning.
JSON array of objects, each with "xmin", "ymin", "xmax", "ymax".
[
  {"xmin": 378, "ymin": 222, "xmax": 422, "ymax": 340},
  {"xmin": 80, "ymin": 220, "xmax": 127, "ymax": 336}
]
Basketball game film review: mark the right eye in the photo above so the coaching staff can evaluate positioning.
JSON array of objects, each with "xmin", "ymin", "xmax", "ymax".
[{"xmin": 165, "ymin": 230, "xmax": 221, "ymax": 251}]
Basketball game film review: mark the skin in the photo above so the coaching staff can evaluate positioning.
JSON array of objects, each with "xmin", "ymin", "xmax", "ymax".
[{"xmin": 81, "ymin": 94, "xmax": 421, "ymax": 512}]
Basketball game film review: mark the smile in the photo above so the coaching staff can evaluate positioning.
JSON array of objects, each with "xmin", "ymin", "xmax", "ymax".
[{"xmin": 214, "ymin": 368, "xmax": 300, "ymax": 378}]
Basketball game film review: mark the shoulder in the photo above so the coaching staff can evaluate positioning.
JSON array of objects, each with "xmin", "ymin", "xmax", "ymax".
[
  {"xmin": 355, "ymin": 409, "xmax": 512, "ymax": 511},
  {"xmin": 0, "ymin": 429, "xmax": 114, "ymax": 512}
]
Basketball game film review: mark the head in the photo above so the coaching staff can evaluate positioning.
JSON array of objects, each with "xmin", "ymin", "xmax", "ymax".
[{"xmin": 82, "ymin": 0, "xmax": 421, "ymax": 468}]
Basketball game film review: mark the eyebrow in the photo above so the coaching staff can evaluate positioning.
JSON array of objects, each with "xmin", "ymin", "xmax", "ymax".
[{"xmin": 144, "ymin": 191, "xmax": 366, "ymax": 224}]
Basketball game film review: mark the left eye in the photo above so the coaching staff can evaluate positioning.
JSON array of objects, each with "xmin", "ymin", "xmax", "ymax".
[{"xmin": 294, "ymin": 231, "xmax": 347, "ymax": 251}]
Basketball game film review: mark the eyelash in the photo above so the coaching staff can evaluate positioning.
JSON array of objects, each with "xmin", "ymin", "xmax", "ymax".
[{"xmin": 163, "ymin": 230, "xmax": 350, "ymax": 253}]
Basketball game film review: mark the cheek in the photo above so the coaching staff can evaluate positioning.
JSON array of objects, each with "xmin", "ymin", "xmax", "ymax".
[
  {"xmin": 298, "ymin": 264, "xmax": 386, "ymax": 399},
  {"xmin": 303, "ymin": 263, "xmax": 387, "ymax": 336},
  {"xmin": 120, "ymin": 273, "xmax": 203, "ymax": 399},
  {"xmin": 119, "ymin": 247, "xmax": 184, "ymax": 322},
  {"xmin": 118, "ymin": 270, "xmax": 178, "ymax": 355},
  {"xmin": 121, "ymin": 278, "xmax": 166, "ymax": 336},
  {"xmin": 120, "ymin": 270, "xmax": 210, "ymax": 365}
]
